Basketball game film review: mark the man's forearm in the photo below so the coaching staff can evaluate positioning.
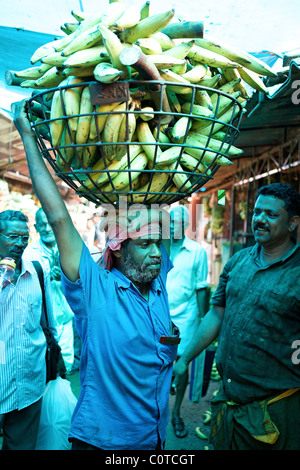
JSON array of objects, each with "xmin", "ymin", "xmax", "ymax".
[
  {"xmin": 196, "ymin": 287, "xmax": 208, "ymax": 319},
  {"xmin": 13, "ymin": 100, "xmax": 69, "ymax": 225},
  {"xmin": 13, "ymin": 100, "xmax": 83, "ymax": 283},
  {"xmin": 180, "ymin": 305, "xmax": 223, "ymax": 365},
  {"xmin": 21, "ymin": 133, "xmax": 69, "ymax": 224}
]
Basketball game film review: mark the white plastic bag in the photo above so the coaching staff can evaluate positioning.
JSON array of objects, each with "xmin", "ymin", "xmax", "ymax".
[{"xmin": 35, "ymin": 377, "xmax": 77, "ymax": 450}]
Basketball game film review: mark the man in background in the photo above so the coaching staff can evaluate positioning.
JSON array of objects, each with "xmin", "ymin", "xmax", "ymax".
[
  {"xmin": 167, "ymin": 205, "xmax": 208, "ymax": 438},
  {"xmin": 0, "ymin": 209, "xmax": 56, "ymax": 449},
  {"xmin": 24, "ymin": 208, "xmax": 74, "ymax": 372}
]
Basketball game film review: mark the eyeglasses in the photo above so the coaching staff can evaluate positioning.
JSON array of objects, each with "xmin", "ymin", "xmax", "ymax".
[{"xmin": 0, "ymin": 233, "xmax": 30, "ymax": 244}]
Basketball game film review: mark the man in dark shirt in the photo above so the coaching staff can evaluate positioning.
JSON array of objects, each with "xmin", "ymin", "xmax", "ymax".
[{"xmin": 173, "ymin": 182, "xmax": 300, "ymax": 450}]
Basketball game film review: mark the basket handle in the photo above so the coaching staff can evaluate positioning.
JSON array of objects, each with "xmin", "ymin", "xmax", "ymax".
[{"xmin": 119, "ymin": 47, "xmax": 173, "ymax": 124}]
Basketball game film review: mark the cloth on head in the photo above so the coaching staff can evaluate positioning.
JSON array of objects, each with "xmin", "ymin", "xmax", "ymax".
[{"xmin": 98, "ymin": 206, "xmax": 170, "ymax": 270}]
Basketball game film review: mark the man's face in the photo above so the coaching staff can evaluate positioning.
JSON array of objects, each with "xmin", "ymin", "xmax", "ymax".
[
  {"xmin": 35, "ymin": 211, "xmax": 55, "ymax": 247},
  {"xmin": 120, "ymin": 237, "xmax": 163, "ymax": 284},
  {"xmin": 251, "ymin": 195, "xmax": 292, "ymax": 247},
  {"xmin": 0, "ymin": 220, "xmax": 30, "ymax": 263},
  {"xmin": 170, "ymin": 210, "xmax": 185, "ymax": 240}
]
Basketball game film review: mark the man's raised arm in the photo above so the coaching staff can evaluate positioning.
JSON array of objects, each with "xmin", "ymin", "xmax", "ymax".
[{"xmin": 12, "ymin": 100, "xmax": 83, "ymax": 282}]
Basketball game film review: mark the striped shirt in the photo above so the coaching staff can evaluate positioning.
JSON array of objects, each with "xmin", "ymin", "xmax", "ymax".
[{"xmin": 0, "ymin": 256, "xmax": 56, "ymax": 413}]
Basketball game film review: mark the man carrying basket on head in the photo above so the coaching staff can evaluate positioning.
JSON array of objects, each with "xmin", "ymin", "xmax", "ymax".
[{"xmin": 12, "ymin": 100, "xmax": 179, "ymax": 451}]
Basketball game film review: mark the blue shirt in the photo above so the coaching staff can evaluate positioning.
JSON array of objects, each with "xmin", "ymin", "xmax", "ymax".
[{"xmin": 61, "ymin": 243, "xmax": 177, "ymax": 450}]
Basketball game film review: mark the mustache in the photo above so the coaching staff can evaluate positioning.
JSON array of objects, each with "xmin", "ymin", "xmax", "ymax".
[
  {"xmin": 253, "ymin": 223, "xmax": 269, "ymax": 231},
  {"xmin": 144, "ymin": 258, "xmax": 162, "ymax": 267}
]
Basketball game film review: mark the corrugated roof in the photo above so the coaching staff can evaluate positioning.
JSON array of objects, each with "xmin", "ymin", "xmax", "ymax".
[{"xmin": 234, "ymin": 60, "xmax": 300, "ymax": 156}]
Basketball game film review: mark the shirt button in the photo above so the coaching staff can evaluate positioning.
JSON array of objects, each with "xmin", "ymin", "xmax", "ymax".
[{"xmin": 227, "ymin": 378, "xmax": 232, "ymax": 383}]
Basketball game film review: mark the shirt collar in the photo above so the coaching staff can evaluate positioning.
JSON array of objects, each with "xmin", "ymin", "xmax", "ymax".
[
  {"xmin": 251, "ymin": 237, "xmax": 300, "ymax": 265},
  {"xmin": 172, "ymin": 236, "xmax": 192, "ymax": 251},
  {"xmin": 21, "ymin": 256, "xmax": 38, "ymax": 276}
]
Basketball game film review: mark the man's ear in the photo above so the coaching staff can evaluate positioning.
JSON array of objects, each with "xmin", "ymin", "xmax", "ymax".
[
  {"xmin": 112, "ymin": 250, "xmax": 122, "ymax": 259},
  {"xmin": 289, "ymin": 215, "xmax": 300, "ymax": 232}
]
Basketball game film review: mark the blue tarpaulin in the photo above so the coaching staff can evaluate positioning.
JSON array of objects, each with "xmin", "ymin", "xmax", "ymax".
[{"xmin": 248, "ymin": 50, "xmax": 282, "ymax": 68}]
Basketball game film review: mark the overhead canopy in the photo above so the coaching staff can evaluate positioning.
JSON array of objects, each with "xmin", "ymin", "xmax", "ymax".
[
  {"xmin": 234, "ymin": 59, "xmax": 300, "ymax": 156},
  {"xmin": 0, "ymin": 26, "xmax": 57, "ymax": 112}
]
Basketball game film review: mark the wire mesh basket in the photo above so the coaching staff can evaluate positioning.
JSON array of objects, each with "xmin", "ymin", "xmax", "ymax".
[{"xmin": 27, "ymin": 79, "xmax": 244, "ymax": 207}]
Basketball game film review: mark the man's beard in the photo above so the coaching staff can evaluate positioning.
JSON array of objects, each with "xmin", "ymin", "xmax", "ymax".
[{"xmin": 122, "ymin": 253, "xmax": 162, "ymax": 285}]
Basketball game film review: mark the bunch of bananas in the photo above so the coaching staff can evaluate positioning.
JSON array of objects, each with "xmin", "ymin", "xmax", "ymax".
[{"xmin": 7, "ymin": 0, "xmax": 276, "ymax": 205}]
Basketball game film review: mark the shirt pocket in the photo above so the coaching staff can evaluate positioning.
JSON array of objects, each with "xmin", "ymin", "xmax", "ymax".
[
  {"xmin": 159, "ymin": 343, "xmax": 178, "ymax": 369},
  {"xmin": 267, "ymin": 286, "xmax": 298, "ymax": 318},
  {"xmin": 25, "ymin": 300, "xmax": 42, "ymax": 333},
  {"xmin": 158, "ymin": 322, "xmax": 180, "ymax": 367}
]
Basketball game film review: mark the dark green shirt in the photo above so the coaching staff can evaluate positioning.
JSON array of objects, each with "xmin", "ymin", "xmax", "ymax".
[{"xmin": 211, "ymin": 240, "xmax": 300, "ymax": 404}]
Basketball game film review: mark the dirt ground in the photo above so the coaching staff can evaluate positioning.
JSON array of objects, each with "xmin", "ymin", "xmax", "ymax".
[{"xmin": 165, "ymin": 379, "xmax": 219, "ymax": 451}]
